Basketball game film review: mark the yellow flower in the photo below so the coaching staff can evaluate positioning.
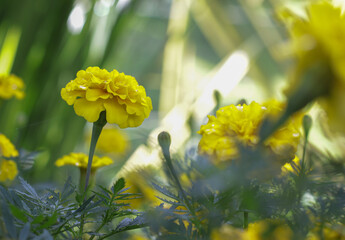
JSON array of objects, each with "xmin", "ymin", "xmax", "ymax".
[
  {"xmin": 198, "ymin": 100, "xmax": 301, "ymax": 164},
  {"xmin": 0, "ymin": 134, "xmax": 19, "ymax": 158},
  {"xmin": 0, "ymin": 160, "xmax": 18, "ymax": 182},
  {"xmin": 61, "ymin": 67, "xmax": 152, "ymax": 128},
  {"xmin": 282, "ymin": 1, "xmax": 345, "ymax": 133},
  {"xmin": 281, "ymin": 155, "xmax": 301, "ymax": 175},
  {"xmin": 124, "ymin": 170, "xmax": 162, "ymax": 209},
  {"xmin": 55, "ymin": 152, "xmax": 113, "ymax": 169},
  {"xmin": 307, "ymin": 224, "xmax": 345, "ymax": 240},
  {"xmin": 94, "ymin": 128, "xmax": 129, "ymax": 154},
  {"xmin": 247, "ymin": 220, "xmax": 293, "ymax": 240},
  {"xmin": 211, "ymin": 225, "xmax": 247, "ymax": 240},
  {"xmin": 0, "ymin": 74, "xmax": 25, "ymax": 100}
]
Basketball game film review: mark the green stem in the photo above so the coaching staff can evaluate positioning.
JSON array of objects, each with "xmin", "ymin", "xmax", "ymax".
[
  {"xmin": 158, "ymin": 132, "xmax": 195, "ymax": 215},
  {"xmin": 84, "ymin": 111, "xmax": 107, "ymax": 193},
  {"xmin": 162, "ymin": 145, "xmax": 195, "ymax": 216},
  {"xmin": 243, "ymin": 211, "xmax": 248, "ymax": 229},
  {"xmin": 79, "ymin": 111, "xmax": 106, "ymax": 239}
]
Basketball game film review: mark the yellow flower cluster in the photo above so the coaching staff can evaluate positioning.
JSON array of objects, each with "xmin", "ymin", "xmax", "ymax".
[
  {"xmin": 0, "ymin": 160, "xmax": 18, "ymax": 182},
  {"xmin": 0, "ymin": 74, "xmax": 25, "ymax": 100},
  {"xmin": 212, "ymin": 220, "xmax": 293, "ymax": 240},
  {"xmin": 198, "ymin": 100, "xmax": 301, "ymax": 164},
  {"xmin": 0, "ymin": 134, "xmax": 19, "ymax": 158},
  {"xmin": 282, "ymin": 1, "xmax": 345, "ymax": 133},
  {"xmin": 55, "ymin": 152, "xmax": 113, "ymax": 169},
  {"xmin": 0, "ymin": 134, "xmax": 19, "ymax": 182},
  {"xmin": 95, "ymin": 128, "xmax": 129, "ymax": 154},
  {"xmin": 61, "ymin": 67, "xmax": 152, "ymax": 128}
]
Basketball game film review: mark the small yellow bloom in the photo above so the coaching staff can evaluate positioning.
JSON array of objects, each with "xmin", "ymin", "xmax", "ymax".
[
  {"xmin": 198, "ymin": 100, "xmax": 301, "ymax": 164},
  {"xmin": 0, "ymin": 74, "xmax": 25, "ymax": 100},
  {"xmin": 0, "ymin": 160, "xmax": 18, "ymax": 182},
  {"xmin": 55, "ymin": 152, "xmax": 113, "ymax": 169},
  {"xmin": 61, "ymin": 67, "xmax": 152, "ymax": 128},
  {"xmin": 0, "ymin": 134, "xmax": 19, "ymax": 158},
  {"xmin": 282, "ymin": 1, "xmax": 345, "ymax": 133},
  {"xmin": 94, "ymin": 128, "xmax": 129, "ymax": 154}
]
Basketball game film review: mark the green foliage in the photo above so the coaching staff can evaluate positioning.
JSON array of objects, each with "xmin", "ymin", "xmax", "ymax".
[
  {"xmin": 146, "ymin": 129, "xmax": 345, "ymax": 240},
  {"xmin": 0, "ymin": 177, "xmax": 145, "ymax": 239}
]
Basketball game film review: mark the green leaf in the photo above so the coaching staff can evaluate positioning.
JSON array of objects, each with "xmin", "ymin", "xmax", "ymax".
[
  {"xmin": 32, "ymin": 214, "xmax": 45, "ymax": 224},
  {"xmin": 0, "ymin": 185, "xmax": 12, "ymax": 203},
  {"xmin": 19, "ymin": 177, "xmax": 39, "ymax": 199},
  {"xmin": 19, "ymin": 222, "xmax": 30, "ymax": 240},
  {"xmin": 37, "ymin": 212, "xmax": 58, "ymax": 230},
  {"xmin": 112, "ymin": 178, "xmax": 125, "ymax": 195},
  {"xmin": 75, "ymin": 195, "xmax": 95, "ymax": 214},
  {"xmin": 1, "ymin": 202, "xmax": 17, "ymax": 239},
  {"xmin": 151, "ymin": 182, "xmax": 179, "ymax": 200},
  {"xmin": 10, "ymin": 204, "xmax": 28, "ymax": 222}
]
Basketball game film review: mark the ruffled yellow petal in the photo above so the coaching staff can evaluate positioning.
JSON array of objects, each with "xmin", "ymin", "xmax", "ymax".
[
  {"xmin": 74, "ymin": 98, "xmax": 105, "ymax": 122},
  {"xmin": 104, "ymin": 100, "xmax": 128, "ymax": 125},
  {"xmin": 86, "ymin": 88, "xmax": 111, "ymax": 101}
]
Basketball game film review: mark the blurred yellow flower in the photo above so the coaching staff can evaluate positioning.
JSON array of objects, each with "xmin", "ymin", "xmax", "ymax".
[
  {"xmin": 124, "ymin": 170, "xmax": 162, "ymax": 209},
  {"xmin": 281, "ymin": 155, "xmax": 301, "ymax": 175},
  {"xmin": 247, "ymin": 220, "xmax": 293, "ymax": 240},
  {"xmin": 211, "ymin": 224, "xmax": 246, "ymax": 240},
  {"xmin": 95, "ymin": 128, "xmax": 129, "ymax": 154},
  {"xmin": 0, "ymin": 134, "xmax": 19, "ymax": 158},
  {"xmin": 0, "ymin": 160, "xmax": 18, "ymax": 182},
  {"xmin": 61, "ymin": 67, "xmax": 152, "ymax": 128},
  {"xmin": 307, "ymin": 224, "xmax": 345, "ymax": 240},
  {"xmin": 282, "ymin": 1, "xmax": 345, "ymax": 133},
  {"xmin": 212, "ymin": 220, "xmax": 293, "ymax": 240},
  {"xmin": 128, "ymin": 235, "xmax": 150, "ymax": 240},
  {"xmin": 0, "ymin": 74, "xmax": 25, "ymax": 100},
  {"xmin": 198, "ymin": 100, "xmax": 301, "ymax": 164},
  {"xmin": 55, "ymin": 152, "xmax": 113, "ymax": 169}
]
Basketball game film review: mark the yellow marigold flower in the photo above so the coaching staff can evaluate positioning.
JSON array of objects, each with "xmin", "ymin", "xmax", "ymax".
[
  {"xmin": 282, "ymin": 1, "xmax": 345, "ymax": 133},
  {"xmin": 55, "ymin": 152, "xmax": 113, "ymax": 169},
  {"xmin": 198, "ymin": 100, "xmax": 301, "ymax": 164},
  {"xmin": 0, "ymin": 134, "xmax": 19, "ymax": 158},
  {"xmin": 0, "ymin": 160, "xmax": 18, "ymax": 182},
  {"xmin": 61, "ymin": 67, "xmax": 152, "ymax": 128},
  {"xmin": 0, "ymin": 74, "xmax": 25, "ymax": 100},
  {"xmin": 94, "ymin": 128, "xmax": 129, "ymax": 154}
]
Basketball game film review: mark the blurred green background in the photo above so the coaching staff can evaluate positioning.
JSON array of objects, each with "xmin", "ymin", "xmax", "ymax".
[{"xmin": 0, "ymin": 0, "xmax": 299, "ymax": 184}]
